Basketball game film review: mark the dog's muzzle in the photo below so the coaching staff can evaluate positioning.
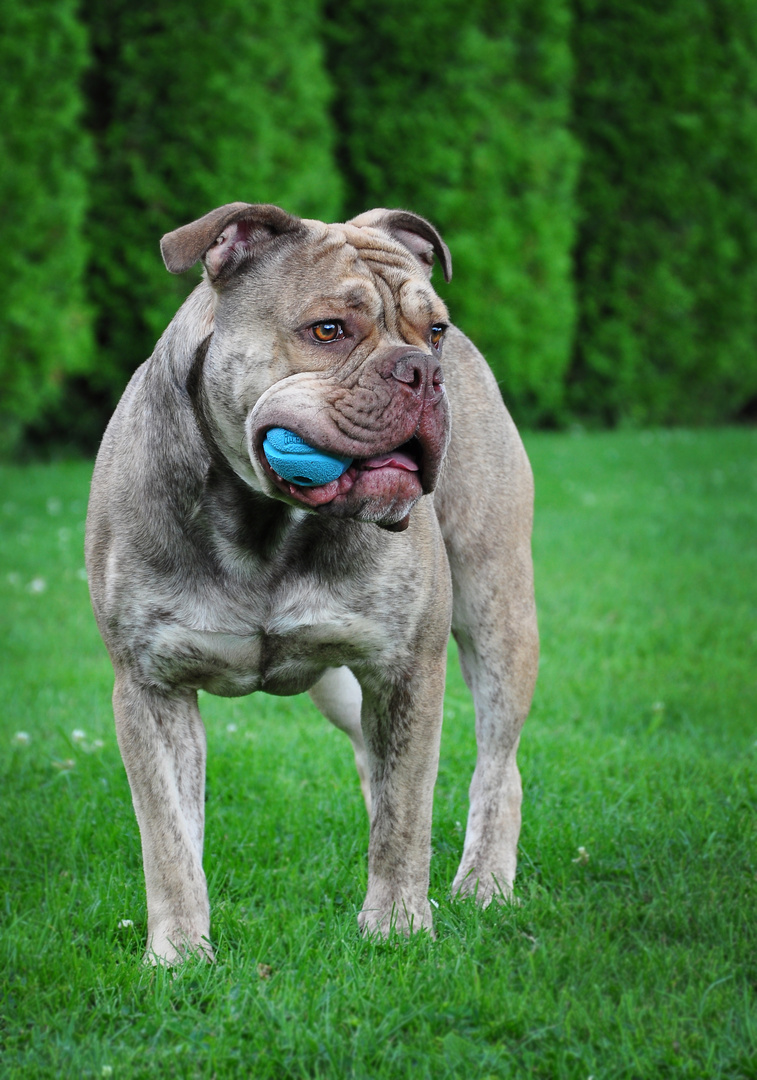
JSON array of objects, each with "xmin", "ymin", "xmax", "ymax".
[{"xmin": 247, "ymin": 350, "xmax": 451, "ymax": 528}]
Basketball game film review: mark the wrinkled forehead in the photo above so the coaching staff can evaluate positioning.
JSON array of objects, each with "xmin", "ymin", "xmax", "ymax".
[{"xmin": 289, "ymin": 219, "xmax": 449, "ymax": 325}]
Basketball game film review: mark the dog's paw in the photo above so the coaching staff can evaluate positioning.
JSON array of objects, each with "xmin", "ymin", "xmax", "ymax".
[
  {"xmin": 358, "ymin": 899, "xmax": 435, "ymax": 940},
  {"xmin": 144, "ymin": 931, "xmax": 214, "ymax": 967},
  {"xmin": 451, "ymin": 868, "xmax": 517, "ymax": 908}
]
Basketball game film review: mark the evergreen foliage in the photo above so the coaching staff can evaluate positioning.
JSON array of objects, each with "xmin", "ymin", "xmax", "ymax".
[
  {"xmin": 326, "ymin": 0, "xmax": 580, "ymax": 425},
  {"xmin": 570, "ymin": 0, "xmax": 757, "ymax": 424},
  {"xmin": 2, "ymin": 0, "xmax": 757, "ymax": 454},
  {"xmin": 79, "ymin": 0, "xmax": 343, "ymax": 435},
  {"xmin": 0, "ymin": 0, "xmax": 92, "ymax": 456}
]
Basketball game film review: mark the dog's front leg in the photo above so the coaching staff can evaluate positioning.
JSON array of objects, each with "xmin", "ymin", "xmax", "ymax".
[
  {"xmin": 357, "ymin": 651, "xmax": 447, "ymax": 938},
  {"xmin": 113, "ymin": 673, "xmax": 211, "ymax": 964}
]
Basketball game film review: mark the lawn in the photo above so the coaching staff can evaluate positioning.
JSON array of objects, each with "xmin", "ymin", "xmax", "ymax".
[{"xmin": 1, "ymin": 427, "xmax": 755, "ymax": 1078}]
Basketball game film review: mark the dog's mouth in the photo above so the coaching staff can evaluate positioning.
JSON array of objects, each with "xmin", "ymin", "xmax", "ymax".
[
  {"xmin": 284, "ymin": 438, "xmax": 421, "ymax": 503},
  {"xmin": 257, "ymin": 433, "xmax": 429, "ymax": 526}
]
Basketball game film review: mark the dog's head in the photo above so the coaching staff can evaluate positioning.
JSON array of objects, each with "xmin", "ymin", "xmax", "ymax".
[{"xmin": 161, "ymin": 203, "xmax": 453, "ymax": 532}]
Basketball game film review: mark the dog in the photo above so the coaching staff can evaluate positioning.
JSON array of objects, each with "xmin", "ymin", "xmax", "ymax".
[{"xmin": 85, "ymin": 202, "xmax": 539, "ymax": 963}]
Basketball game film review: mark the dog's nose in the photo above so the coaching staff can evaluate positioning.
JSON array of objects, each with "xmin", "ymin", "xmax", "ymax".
[{"xmin": 390, "ymin": 352, "xmax": 444, "ymax": 403}]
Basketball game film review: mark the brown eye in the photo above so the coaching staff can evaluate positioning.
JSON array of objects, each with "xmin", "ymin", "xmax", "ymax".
[
  {"xmin": 430, "ymin": 325, "xmax": 446, "ymax": 349},
  {"xmin": 311, "ymin": 321, "xmax": 344, "ymax": 343}
]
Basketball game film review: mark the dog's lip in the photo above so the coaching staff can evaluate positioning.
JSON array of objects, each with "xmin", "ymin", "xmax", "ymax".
[
  {"xmin": 256, "ymin": 434, "xmax": 425, "ymax": 506},
  {"xmin": 284, "ymin": 457, "xmax": 424, "ymax": 510}
]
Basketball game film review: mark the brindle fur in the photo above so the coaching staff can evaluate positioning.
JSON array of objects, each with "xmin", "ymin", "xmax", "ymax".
[{"xmin": 85, "ymin": 203, "xmax": 538, "ymax": 963}]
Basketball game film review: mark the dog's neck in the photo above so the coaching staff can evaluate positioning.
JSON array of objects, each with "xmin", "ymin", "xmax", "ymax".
[{"xmin": 185, "ymin": 334, "xmax": 296, "ymax": 559}]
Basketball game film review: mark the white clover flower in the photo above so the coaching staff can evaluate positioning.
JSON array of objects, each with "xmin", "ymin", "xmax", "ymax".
[
  {"xmin": 226, "ymin": 723, "xmax": 238, "ymax": 734},
  {"xmin": 572, "ymin": 846, "xmax": 590, "ymax": 865},
  {"xmin": 71, "ymin": 729, "xmax": 87, "ymax": 744},
  {"xmin": 118, "ymin": 919, "xmax": 134, "ymax": 929},
  {"xmin": 13, "ymin": 731, "xmax": 31, "ymax": 745},
  {"xmin": 27, "ymin": 578, "xmax": 47, "ymax": 594},
  {"xmin": 92, "ymin": 739, "xmax": 104, "ymax": 750}
]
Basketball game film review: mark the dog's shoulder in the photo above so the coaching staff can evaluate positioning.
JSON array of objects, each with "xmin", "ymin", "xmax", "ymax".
[{"xmin": 433, "ymin": 325, "xmax": 533, "ymax": 547}]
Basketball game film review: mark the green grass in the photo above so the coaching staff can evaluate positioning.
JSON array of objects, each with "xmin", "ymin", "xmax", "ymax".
[{"xmin": 1, "ymin": 428, "xmax": 756, "ymax": 1078}]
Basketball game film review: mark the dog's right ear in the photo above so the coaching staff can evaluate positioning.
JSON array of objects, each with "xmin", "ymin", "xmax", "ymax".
[{"xmin": 160, "ymin": 203, "xmax": 303, "ymax": 280}]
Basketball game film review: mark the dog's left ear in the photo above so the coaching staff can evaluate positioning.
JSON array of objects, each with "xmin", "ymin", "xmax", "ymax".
[
  {"xmin": 348, "ymin": 209, "xmax": 452, "ymax": 283},
  {"xmin": 161, "ymin": 202, "xmax": 304, "ymax": 280}
]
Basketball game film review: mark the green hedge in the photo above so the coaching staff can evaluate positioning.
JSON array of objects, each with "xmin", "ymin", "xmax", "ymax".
[
  {"xmin": 2, "ymin": 0, "xmax": 757, "ymax": 455},
  {"xmin": 0, "ymin": 0, "xmax": 92, "ymax": 456},
  {"xmin": 326, "ymin": 0, "xmax": 579, "ymax": 426},
  {"xmin": 570, "ymin": 0, "xmax": 757, "ymax": 425}
]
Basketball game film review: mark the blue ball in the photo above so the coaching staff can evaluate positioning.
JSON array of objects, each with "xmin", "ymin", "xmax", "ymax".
[{"xmin": 263, "ymin": 428, "xmax": 353, "ymax": 488}]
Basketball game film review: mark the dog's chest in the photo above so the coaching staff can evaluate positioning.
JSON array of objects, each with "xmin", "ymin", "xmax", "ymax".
[{"xmin": 140, "ymin": 573, "xmax": 399, "ymax": 698}]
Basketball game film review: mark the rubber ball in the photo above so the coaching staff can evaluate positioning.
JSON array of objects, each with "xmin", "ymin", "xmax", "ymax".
[{"xmin": 262, "ymin": 428, "xmax": 353, "ymax": 487}]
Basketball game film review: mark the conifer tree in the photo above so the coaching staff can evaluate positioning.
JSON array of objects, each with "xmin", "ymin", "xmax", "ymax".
[
  {"xmin": 81, "ymin": 0, "xmax": 343, "ymax": 428},
  {"xmin": 570, "ymin": 0, "xmax": 757, "ymax": 424},
  {"xmin": 326, "ymin": 0, "xmax": 579, "ymax": 424},
  {"xmin": 0, "ymin": 0, "xmax": 92, "ymax": 455}
]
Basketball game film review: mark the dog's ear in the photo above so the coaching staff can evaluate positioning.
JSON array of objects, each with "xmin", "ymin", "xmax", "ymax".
[
  {"xmin": 347, "ymin": 209, "xmax": 452, "ymax": 283},
  {"xmin": 161, "ymin": 203, "xmax": 304, "ymax": 280}
]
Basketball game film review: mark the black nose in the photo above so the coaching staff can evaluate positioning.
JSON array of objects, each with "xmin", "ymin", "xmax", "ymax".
[{"xmin": 391, "ymin": 352, "xmax": 444, "ymax": 402}]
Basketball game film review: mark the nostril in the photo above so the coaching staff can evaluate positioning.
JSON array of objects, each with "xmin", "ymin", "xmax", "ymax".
[
  {"xmin": 391, "ymin": 352, "xmax": 440, "ymax": 395},
  {"xmin": 392, "ymin": 355, "xmax": 423, "ymax": 389}
]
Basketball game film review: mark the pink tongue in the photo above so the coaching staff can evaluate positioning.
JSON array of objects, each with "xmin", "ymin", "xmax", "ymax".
[{"xmin": 362, "ymin": 451, "xmax": 418, "ymax": 472}]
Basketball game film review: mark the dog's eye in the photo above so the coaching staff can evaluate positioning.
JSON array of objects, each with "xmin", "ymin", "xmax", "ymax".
[
  {"xmin": 430, "ymin": 325, "xmax": 446, "ymax": 349},
  {"xmin": 311, "ymin": 321, "xmax": 344, "ymax": 343}
]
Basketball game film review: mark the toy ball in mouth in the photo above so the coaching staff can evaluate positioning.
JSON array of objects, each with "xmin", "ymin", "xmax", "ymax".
[{"xmin": 262, "ymin": 428, "xmax": 353, "ymax": 488}]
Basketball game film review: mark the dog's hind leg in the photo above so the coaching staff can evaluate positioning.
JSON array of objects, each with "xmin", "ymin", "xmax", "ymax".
[
  {"xmin": 434, "ymin": 330, "xmax": 539, "ymax": 907},
  {"xmin": 309, "ymin": 666, "xmax": 371, "ymax": 815},
  {"xmin": 113, "ymin": 673, "xmax": 212, "ymax": 964},
  {"xmin": 449, "ymin": 599, "xmax": 537, "ymax": 907},
  {"xmin": 445, "ymin": 453, "xmax": 538, "ymax": 907},
  {"xmin": 448, "ymin": 536, "xmax": 538, "ymax": 906}
]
